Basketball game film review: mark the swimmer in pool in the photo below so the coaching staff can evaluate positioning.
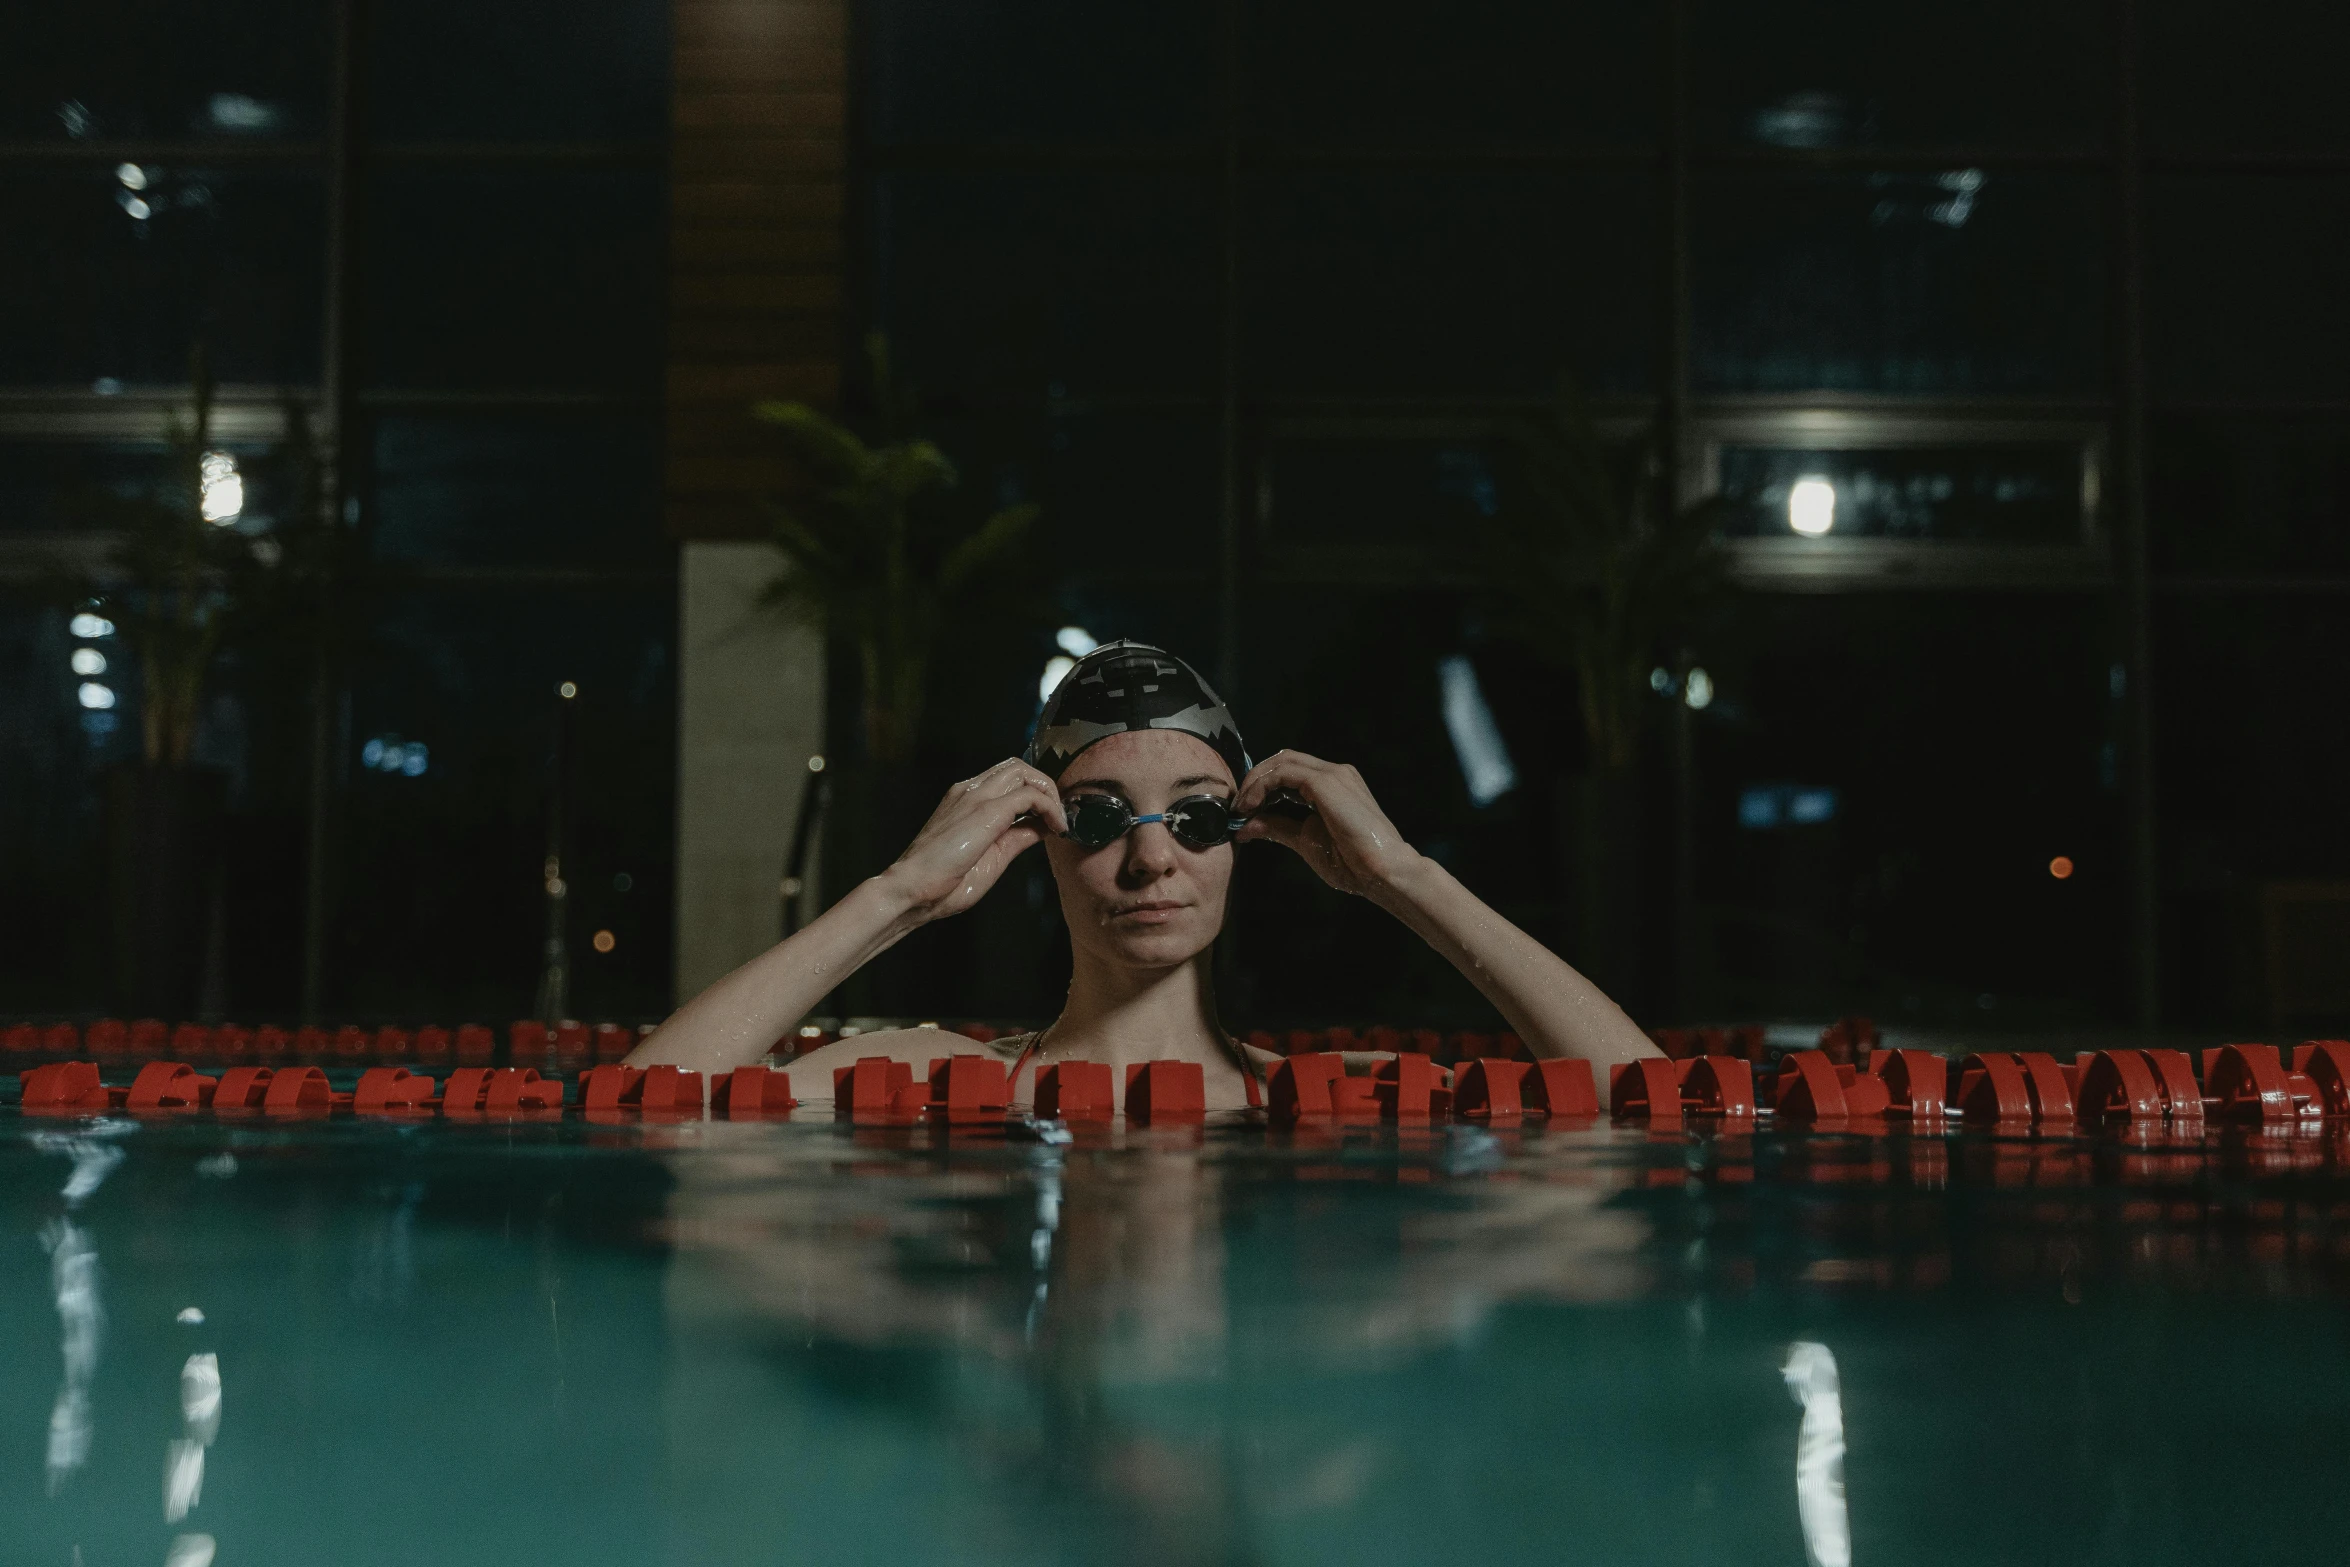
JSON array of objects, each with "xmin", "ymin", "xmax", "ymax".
[{"xmin": 629, "ymin": 640, "xmax": 1660, "ymax": 1109}]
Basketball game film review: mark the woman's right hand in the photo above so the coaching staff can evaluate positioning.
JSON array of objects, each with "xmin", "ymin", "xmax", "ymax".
[{"xmin": 877, "ymin": 758, "xmax": 1068, "ymax": 926}]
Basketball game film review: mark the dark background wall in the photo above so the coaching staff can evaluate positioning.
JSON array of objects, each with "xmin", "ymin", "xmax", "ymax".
[{"xmin": 1, "ymin": 1, "xmax": 2346, "ymax": 1036}]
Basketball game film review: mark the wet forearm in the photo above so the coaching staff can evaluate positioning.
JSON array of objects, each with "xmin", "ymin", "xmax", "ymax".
[
  {"xmin": 1371, "ymin": 854, "xmax": 1659, "ymax": 1068},
  {"xmin": 626, "ymin": 874, "xmax": 922, "ymax": 1075}
]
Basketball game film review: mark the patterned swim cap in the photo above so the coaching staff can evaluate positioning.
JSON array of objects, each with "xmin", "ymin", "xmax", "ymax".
[{"xmin": 1026, "ymin": 641, "xmax": 1250, "ymax": 785}]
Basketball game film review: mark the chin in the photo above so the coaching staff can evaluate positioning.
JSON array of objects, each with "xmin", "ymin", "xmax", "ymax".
[{"xmin": 1094, "ymin": 915, "xmax": 1219, "ymax": 969}]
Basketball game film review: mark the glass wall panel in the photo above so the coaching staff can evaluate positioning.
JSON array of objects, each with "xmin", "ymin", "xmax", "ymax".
[
  {"xmin": 2155, "ymin": 598, "xmax": 2350, "ymax": 1023},
  {"xmin": 1261, "ymin": 436, "xmax": 1514, "ymax": 547},
  {"xmin": 1692, "ymin": 0, "xmax": 2105, "ymax": 150},
  {"xmin": 865, "ymin": 0, "xmax": 1213, "ymax": 145},
  {"xmin": 1694, "ymin": 172, "xmax": 2105, "ymax": 394},
  {"xmin": 367, "ymin": 0, "xmax": 669, "ymax": 143},
  {"xmin": 0, "ymin": 0, "xmax": 328, "ymax": 142},
  {"xmin": 1243, "ymin": 0, "xmax": 1661, "ymax": 147},
  {"xmin": 361, "ymin": 170, "xmax": 666, "ymax": 392},
  {"xmin": 872, "ymin": 173, "xmax": 1220, "ymax": 403},
  {"xmin": 2148, "ymin": 175, "xmax": 2350, "ymax": 405},
  {"xmin": 2151, "ymin": 415, "xmax": 2350, "ymax": 576},
  {"xmin": 1245, "ymin": 173, "xmax": 1660, "ymax": 398},
  {"xmin": 2146, "ymin": 3, "xmax": 2350, "ymax": 154},
  {"xmin": 0, "ymin": 595, "xmax": 106, "ymax": 1010},
  {"xmin": 1232, "ymin": 585, "xmax": 1575, "ymax": 1023},
  {"xmin": 339, "ymin": 586, "xmax": 675, "ymax": 1018},
  {"xmin": 368, "ymin": 414, "xmax": 666, "ymax": 568},
  {"xmin": 0, "ymin": 169, "xmax": 324, "ymax": 387},
  {"xmin": 1696, "ymin": 594, "xmax": 2125, "ymax": 1024},
  {"xmin": 1714, "ymin": 444, "xmax": 2087, "ymax": 543},
  {"xmin": 0, "ymin": 442, "xmax": 178, "ymax": 538}
]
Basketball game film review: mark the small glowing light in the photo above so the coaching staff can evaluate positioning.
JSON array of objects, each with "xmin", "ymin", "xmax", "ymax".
[
  {"xmin": 401, "ymin": 746, "xmax": 427, "ymax": 777},
  {"xmin": 591, "ymin": 929, "xmax": 616, "ymax": 954},
  {"xmin": 71, "ymin": 612, "xmax": 114, "ymax": 638},
  {"xmin": 1684, "ymin": 667, "xmax": 1715, "ymax": 710},
  {"xmin": 70, "ymin": 648, "xmax": 107, "ymax": 676},
  {"xmin": 806, "ymin": 754, "xmax": 826, "ymax": 773},
  {"xmin": 115, "ymin": 162, "xmax": 147, "ymax": 190},
  {"xmin": 1054, "ymin": 625, "xmax": 1099, "ymax": 658},
  {"xmin": 1788, "ymin": 476, "xmax": 1837, "ymax": 537},
  {"xmin": 1649, "ymin": 666, "xmax": 1674, "ymax": 694},
  {"xmin": 199, "ymin": 451, "xmax": 242, "ymax": 524},
  {"xmin": 361, "ymin": 737, "xmax": 384, "ymax": 768},
  {"xmin": 77, "ymin": 682, "xmax": 115, "ymax": 710},
  {"xmin": 1040, "ymin": 654, "xmax": 1076, "ymax": 702},
  {"xmin": 2049, "ymin": 856, "xmax": 2074, "ymax": 880},
  {"xmin": 177, "ymin": 1307, "xmax": 205, "ymax": 1325},
  {"xmin": 557, "ymin": 681, "xmax": 577, "ymax": 699},
  {"xmin": 119, "ymin": 193, "xmax": 152, "ymax": 221}
]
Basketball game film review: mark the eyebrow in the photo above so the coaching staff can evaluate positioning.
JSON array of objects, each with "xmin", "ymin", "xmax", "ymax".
[{"xmin": 1060, "ymin": 774, "xmax": 1230, "ymax": 795}]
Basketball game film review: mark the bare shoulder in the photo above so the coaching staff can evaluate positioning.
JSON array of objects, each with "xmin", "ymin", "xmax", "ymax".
[{"xmin": 777, "ymin": 1029, "xmax": 998, "ymax": 1098}]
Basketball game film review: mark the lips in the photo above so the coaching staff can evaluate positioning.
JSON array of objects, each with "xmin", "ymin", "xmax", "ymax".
[{"xmin": 1109, "ymin": 900, "xmax": 1188, "ymax": 924}]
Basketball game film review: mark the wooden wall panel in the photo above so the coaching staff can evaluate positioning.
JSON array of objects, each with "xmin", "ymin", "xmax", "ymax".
[{"xmin": 666, "ymin": 0, "xmax": 847, "ymax": 541}]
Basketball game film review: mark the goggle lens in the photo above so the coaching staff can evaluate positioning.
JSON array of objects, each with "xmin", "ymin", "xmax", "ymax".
[{"xmin": 1061, "ymin": 793, "xmax": 1239, "ymax": 852}]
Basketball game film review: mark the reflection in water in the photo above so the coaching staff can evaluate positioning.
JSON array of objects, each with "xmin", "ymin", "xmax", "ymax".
[
  {"xmin": 41, "ymin": 1218, "xmax": 99, "ymax": 1493},
  {"xmin": 663, "ymin": 1119, "xmax": 1651, "ymax": 1562},
  {"xmin": 33, "ymin": 1127, "xmax": 128, "ymax": 1496},
  {"xmin": 1782, "ymin": 1341, "xmax": 1850, "ymax": 1567},
  {"xmin": 163, "ymin": 1532, "xmax": 217, "ymax": 1567},
  {"xmin": 167, "ymin": 1351, "xmax": 223, "ymax": 1522}
]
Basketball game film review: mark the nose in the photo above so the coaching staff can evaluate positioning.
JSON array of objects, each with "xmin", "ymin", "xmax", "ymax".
[{"xmin": 1117, "ymin": 819, "xmax": 1179, "ymax": 886}]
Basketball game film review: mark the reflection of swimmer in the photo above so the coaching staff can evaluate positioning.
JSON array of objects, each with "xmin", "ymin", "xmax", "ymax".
[{"xmin": 632, "ymin": 641, "xmax": 1660, "ymax": 1108}]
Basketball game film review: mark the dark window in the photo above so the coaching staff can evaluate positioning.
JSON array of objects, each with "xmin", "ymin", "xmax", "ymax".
[
  {"xmin": 2151, "ymin": 415, "xmax": 2350, "ymax": 575},
  {"xmin": 1694, "ymin": 172, "xmax": 2106, "ymax": 394},
  {"xmin": 361, "ymin": 170, "xmax": 665, "ymax": 393},
  {"xmin": 2156, "ymin": 598, "xmax": 2350, "ymax": 1022},
  {"xmin": 0, "ymin": 169, "xmax": 324, "ymax": 387},
  {"xmin": 1243, "ymin": 0, "xmax": 1661, "ymax": 148},
  {"xmin": 1714, "ymin": 445, "xmax": 2088, "ymax": 544},
  {"xmin": 2146, "ymin": 3, "xmax": 2350, "ymax": 155},
  {"xmin": 1262, "ymin": 437, "xmax": 1512, "ymax": 548},
  {"xmin": 1699, "ymin": 594, "xmax": 2125, "ymax": 1023},
  {"xmin": 368, "ymin": 415, "xmax": 666, "ymax": 568},
  {"xmin": 1692, "ymin": 0, "xmax": 2106, "ymax": 151},
  {"xmin": 0, "ymin": 0, "xmax": 328, "ymax": 142},
  {"xmin": 872, "ymin": 173, "xmax": 1221, "ymax": 404},
  {"xmin": 1245, "ymin": 173, "xmax": 1660, "ymax": 398},
  {"xmin": 341, "ymin": 586, "xmax": 676, "ymax": 1017},
  {"xmin": 367, "ymin": 0, "xmax": 670, "ymax": 143},
  {"xmin": 2149, "ymin": 175, "xmax": 2350, "ymax": 405},
  {"xmin": 865, "ymin": 0, "xmax": 1213, "ymax": 145}
]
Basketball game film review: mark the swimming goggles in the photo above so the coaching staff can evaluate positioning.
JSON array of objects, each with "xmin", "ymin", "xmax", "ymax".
[{"xmin": 1062, "ymin": 793, "xmax": 1243, "ymax": 852}]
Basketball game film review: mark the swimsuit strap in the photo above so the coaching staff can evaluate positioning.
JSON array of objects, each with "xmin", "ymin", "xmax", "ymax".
[
  {"xmin": 1221, "ymin": 1030, "xmax": 1265, "ymax": 1109},
  {"xmin": 1001, "ymin": 1031, "xmax": 1043, "ymax": 1092}
]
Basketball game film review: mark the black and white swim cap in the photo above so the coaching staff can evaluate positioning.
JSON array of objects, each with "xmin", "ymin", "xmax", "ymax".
[{"xmin": 1026, "ymin": 641, "xmax": 1250, "ymax": 785}]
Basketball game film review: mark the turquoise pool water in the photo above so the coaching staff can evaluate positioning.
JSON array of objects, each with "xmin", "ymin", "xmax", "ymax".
[{"xmin": 7, "ymin": 1107, "xmax": 2350, "ymax": 1565}]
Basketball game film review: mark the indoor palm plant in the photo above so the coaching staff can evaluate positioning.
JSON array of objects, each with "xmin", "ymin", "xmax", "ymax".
[{"xmin": 1477, "ymin": 384, "xmax": 1731, "ymax": 995}]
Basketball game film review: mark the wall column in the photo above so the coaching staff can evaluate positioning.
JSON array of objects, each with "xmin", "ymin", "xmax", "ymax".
[{"xmin": 666, "ymin": 0, "xmax": 847, "ymax": 1003}]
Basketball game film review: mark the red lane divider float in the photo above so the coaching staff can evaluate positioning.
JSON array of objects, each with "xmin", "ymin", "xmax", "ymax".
[
  {"xmin": 27, "ymin": 1039, "xmax": 2350, "ymax": 1134},
  {"xmin": 0, "ymin": 1017, "xmax": 649, "ymax": 1069},
  {"xmin": 1598, "ymin": 1040, "xmax": 2350, "ymax": 1131}
]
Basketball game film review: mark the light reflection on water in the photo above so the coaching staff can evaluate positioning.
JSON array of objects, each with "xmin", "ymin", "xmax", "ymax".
[{"xmin": 6, "ymin": 1112, "xmax": 2350, "ymax": 1564}]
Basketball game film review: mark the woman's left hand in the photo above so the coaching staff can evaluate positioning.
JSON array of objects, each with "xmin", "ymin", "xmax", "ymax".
[{"xmin": 1233, "ymin": 750, "xmax": 1424, "ymax": 900}]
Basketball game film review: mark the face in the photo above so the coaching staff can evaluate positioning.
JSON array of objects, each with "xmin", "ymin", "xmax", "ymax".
[{"xmin": 1044, "ymin": 728, "xmax": 1237, "ymax": 973}]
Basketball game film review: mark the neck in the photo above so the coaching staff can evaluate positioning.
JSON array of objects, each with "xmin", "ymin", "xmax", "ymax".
[{"xmin": 1049, "ymin": 950, "xmax": 1223, "ymax": 1065}]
